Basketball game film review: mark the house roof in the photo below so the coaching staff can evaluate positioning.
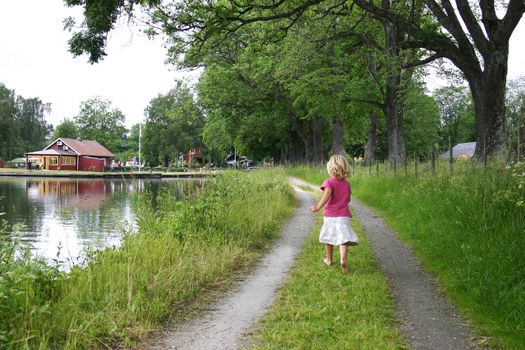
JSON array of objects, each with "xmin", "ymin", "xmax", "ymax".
[
  {"xmin": 59, "ymin": 138, "xmax": 114, "ymax": 157},
  {"xmin": 440, "ymin": 142, "xmax": 477, "ymax": 159},
  {"xmin": 26, "ymin": 149, "xmax": 77, "ymax": 156},
  {"xmin": 34, "ymin": 138, "xmax": 113, "ymax": 157}
]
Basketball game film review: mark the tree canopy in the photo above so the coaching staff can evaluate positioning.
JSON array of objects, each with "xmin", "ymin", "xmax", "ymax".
[
  {"xmin": 63, "ymin": 0, "xmax": 525, "ymax": 160},
  {"xmin": 74, "ymin": 97, "xmax": 128, "ymax": 153},
  {"xmin": 0, "ymin": 83, "xmax": 52, "ymax": 161},
  {"xmin": 143, "ymin": 81, "xmax": 204, "ymax": 167}
]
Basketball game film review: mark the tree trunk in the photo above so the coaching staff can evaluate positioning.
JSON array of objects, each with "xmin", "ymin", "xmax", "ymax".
[
  {"xmin": 311, "ymin": 117, "xmax": 324, "ymax": 165},
  {"xmin": 468, "ymin": 49, "xmax": 508, "ymax": 158},
  {"xmin": 383, "ymin": 19, "xmax": 406, "ymax": 166},
  {"xmin": 363, "ymin": 111, "xmax": 378, "ymax": 166},
  {"xmin": 287, "ymin": 112, "xmax": 312, "ymax": 162},
  {"xmin": 331, "ymin": 116, "xmax": 346, "ymax": 155}
]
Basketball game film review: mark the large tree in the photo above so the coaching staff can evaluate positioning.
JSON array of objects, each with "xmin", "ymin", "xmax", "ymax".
[
  {"xmin": 0, "ymin": 83, "xmax": 52, "ymax": 160},
  {"xmin": 0, "ymin": 84, "xmax": 19, "ymax": 160},
  {"xmin": 351, "ymin": 0, "xmax": 525, "ymax": 157},
  {"xmin": 74, "ymin": 97, "xmax": 128, "ymax": 153},
  {"xmin": 144, "ymin": 81, "xmax": 204, "ymax": 166},
  {"xmin": 433, "ymin": 85, "xmax": 476, "ymax": 149},
  {"xmin": 51, "ymin": 117, "xmax": 79, "ymax": 141},
  {"xmin": 15, "ymin": 97, "xmax": 52, "ymax": 152},
  {"xmin": 63, "ymin": 0, "xmax": 524, "ymax": 158}
]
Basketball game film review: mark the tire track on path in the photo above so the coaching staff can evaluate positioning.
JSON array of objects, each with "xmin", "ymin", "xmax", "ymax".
[{"xmin": 145, "ymin": 180, "xmax": 314, "ymax": 350}]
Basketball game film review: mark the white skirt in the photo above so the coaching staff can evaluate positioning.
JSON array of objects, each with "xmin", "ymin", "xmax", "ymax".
[{"xmin": 319, "ymin": 217, "xmax": 359, "ymax": 246}]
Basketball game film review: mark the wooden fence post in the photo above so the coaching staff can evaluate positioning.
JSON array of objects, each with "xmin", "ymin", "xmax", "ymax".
[
  {"xmin": 414, "ymin": 152, "xmax": 418, "ymax": 178},
  {"xmin": 483, "ymin": 132, "xmax": 487, "ymax": 169},
  {"xmin": 432, "ymin": 144, "xmax": 436, "ymax": 176},
  {"xmin": 394, "ymin": 158, "xmax": 397, "ymax": 177},
  {"xmin": 518, "ymin": 127, "xmax": 521, "ymax": 161},
  {"xmin": 449, "ymin": 136, "xmax": 453, "ymax": 176}
]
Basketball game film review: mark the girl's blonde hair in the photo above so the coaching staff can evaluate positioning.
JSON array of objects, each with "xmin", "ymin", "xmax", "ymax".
[{"xmin": 327, "ymin": 154, "xmax": 350, "ymax": 179}]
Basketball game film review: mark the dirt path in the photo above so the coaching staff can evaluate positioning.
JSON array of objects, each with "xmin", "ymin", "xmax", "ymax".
[
  {"xmin": 293, "ymin": 178, "xmax": 480, "ymax": 350},
  {"xmin": 144, "ymin": 181, "xmax": 314, "ymax": 349}
]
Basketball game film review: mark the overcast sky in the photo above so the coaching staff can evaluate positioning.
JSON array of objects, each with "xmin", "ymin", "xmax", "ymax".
[{"xmin": 1, "ymin": 1, "xmax": 525, "ymax": 129}]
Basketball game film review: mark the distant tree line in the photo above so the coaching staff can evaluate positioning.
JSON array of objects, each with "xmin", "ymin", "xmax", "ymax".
[
  {"xmin": 0, "ymin": 83, "xmax": 52, "ymax": 161},
  {"xmin": 0, "ymin": 81, "xmax": 204, "ymax": 167}
]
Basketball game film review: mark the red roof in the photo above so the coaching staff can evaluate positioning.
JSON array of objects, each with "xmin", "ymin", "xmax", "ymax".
[
  {"xmin": 27, "ymin": 138, "xmax": 114, "ymax": 158},
  {"xmin": 59, "ymin": 138, "xmax": 114, "ymax": 157}
]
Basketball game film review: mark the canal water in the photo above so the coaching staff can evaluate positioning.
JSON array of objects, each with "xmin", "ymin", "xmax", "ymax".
[{"xmin": 0, "ymin": 177, "xmax": 201, "ymax": 270}]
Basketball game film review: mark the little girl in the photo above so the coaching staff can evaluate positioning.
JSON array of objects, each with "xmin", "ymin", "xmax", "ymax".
[{"xmin": 309, "ymin": 155, "xmax": 358, "ymax": 273}]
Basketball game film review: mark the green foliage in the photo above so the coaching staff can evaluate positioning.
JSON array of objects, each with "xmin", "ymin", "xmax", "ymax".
[
  {"xmin": 505, "ymin": 76, "xmax": 525, "ymax": 155},
  {"xmin": 113, "ymin": 123, "xmax": 142, "ymax": 163},
  {"xmin": 0, "ymin": 169, "xmax": 294, "ymax": 349},
  {"xmin": 432, "ymin": 85, "xmax": 476, "ymax": 150},
  {"xmin": 51, "ymin": 118, "xmax": 79, "ymax": 140},
  {"xmin": 74, "ymin": 96, "xmax": 128, "ymax": 153},
  {"xmin": 201, "ymin": 109, "xmax": 232, "ymax": 165},
  {"xmin": 0, "ymin": 83, "xmax": 52, "ymax": 161},
  {"xmin": 63, "ymin": 0, "xmax": 523, "ymax": 159},
  {"xmin": 144, "ymin": 81, "xmax": 204, "ymax": 166},
  {"xmin": 0, "ymin": 236, "xmax": 61, "ymax": 346},
  {"xmin": 403, "ymin": 85, "xmax": 440, "ymax": 156}
]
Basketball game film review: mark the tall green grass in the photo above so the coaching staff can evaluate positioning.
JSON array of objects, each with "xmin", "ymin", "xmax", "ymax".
[
  {"xmin": 0, "ymin": 169, "xmax": 294, "ymax": 349},
  {"xmin": 348, "ymin": 161, "xmax": 525, "ymax": 349}
]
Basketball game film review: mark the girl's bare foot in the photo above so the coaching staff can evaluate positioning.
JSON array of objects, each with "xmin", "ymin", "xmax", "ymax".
[
  {"xmin": 341, "ymin": 262, "xmax": 349, "ymax": 274},
  {"xmin": 323, "ymin": 258, "xmax": 332, "ymax": 266}
]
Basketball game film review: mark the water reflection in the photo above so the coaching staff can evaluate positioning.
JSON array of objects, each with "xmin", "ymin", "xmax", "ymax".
[{"xmin": 0, "ymin": 177, "xmax": 201, "ymax": 269}]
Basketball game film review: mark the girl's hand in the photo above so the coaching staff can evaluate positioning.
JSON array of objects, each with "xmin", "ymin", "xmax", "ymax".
[{"xmin": 310, "ymin": 187, "xmax": 332, "ymax": 213}]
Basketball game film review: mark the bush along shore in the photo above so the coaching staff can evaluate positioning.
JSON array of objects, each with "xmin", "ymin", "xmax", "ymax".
[
  {"xmin": 292, "ymin": 161, "xmax": 525, "ymax": 349},
  {"xmin": 0, "ymin": 169, "xmax": 294, "ymax": 349}
]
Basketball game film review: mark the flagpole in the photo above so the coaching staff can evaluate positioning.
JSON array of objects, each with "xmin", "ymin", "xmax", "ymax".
[{"xmin": 138, "ymin": 123, "xmax": 142, "ymax": 172}]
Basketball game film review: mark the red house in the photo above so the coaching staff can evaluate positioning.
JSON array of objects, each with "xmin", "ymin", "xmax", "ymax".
[
  {"xmin": 25, "ymin": 138, "xmax": 114, "ymax": 172},
  {"xmin": 182, "ymin": 148, "xmax": 204, "ymax": 164}
]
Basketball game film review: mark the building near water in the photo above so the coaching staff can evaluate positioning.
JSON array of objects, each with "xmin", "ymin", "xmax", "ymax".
[{"xmin": 25, "ymin": 138, "xmax": 114, "ymax": 172}]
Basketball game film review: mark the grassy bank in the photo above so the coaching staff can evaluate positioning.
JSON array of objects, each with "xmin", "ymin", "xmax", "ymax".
[
  {"xmin": 251, "ymin": 196, "xmax": 407, "ymax": 349},
  {"xmin": 0, "ymin": 169, "xmax": 294, "ymax": 349},
  {"xmin": 291, "ymin": 162, "xmax": 525, "ymax": 348}
]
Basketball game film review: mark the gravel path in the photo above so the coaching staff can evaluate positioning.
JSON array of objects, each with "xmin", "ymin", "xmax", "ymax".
[{"xmin": 144, "ymin": 181, "xmax": 314, "ymax": 349}]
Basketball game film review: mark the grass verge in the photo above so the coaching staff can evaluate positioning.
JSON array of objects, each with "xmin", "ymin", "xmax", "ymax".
[
  {"xmin": 327, "ymin": 161, "xmax": 524, "ymax": 349},
  {"xmin": 250, "ymin": 185, "xmax": 407, "ymax": 350},
  {"xmin": 0, "ymin": 169, "xmax": 294, "ymax": 349}
]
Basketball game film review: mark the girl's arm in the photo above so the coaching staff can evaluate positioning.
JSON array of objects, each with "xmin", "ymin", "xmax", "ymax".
[{"xmin": 309, "ymin": 187, "xmax": 332, "ymax": 212}]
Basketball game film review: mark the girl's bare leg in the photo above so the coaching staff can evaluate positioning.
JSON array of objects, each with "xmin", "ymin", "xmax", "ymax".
[
  {"xmin": 339, "ymin": 243, "xmax": 349, "ymax": 273},
  {"xmin": 324, "ymin": 244, "xmax": 333, "ymax": 266}
]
